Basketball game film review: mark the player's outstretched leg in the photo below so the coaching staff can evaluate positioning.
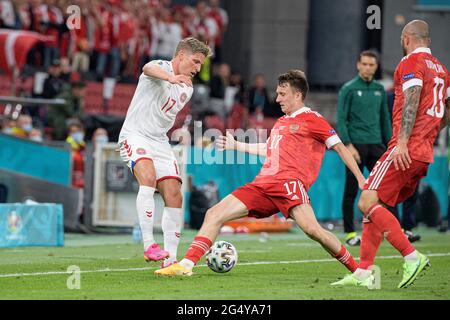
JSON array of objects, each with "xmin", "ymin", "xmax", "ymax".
[
  {"xmin": 289, "ymin": 204, "xmax": 365, "ymax": 282},
  {"xmin": 155, "ymin": 195, "xmax": 248, "ymax": 276}
]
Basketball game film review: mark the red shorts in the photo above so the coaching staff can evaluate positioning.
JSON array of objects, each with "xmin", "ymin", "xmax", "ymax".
[
  {"xmin": 232, "ymin": 180, "xmax": 310, "ymax": 219},
  {"xmin": 364, "ymin": 148, "xmax": 429, "ymax": 207}
]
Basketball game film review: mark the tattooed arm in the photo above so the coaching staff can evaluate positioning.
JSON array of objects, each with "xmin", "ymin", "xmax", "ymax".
[{"xmin": 392, "ymin": 85, "xmax": 422, "ymax": 171}]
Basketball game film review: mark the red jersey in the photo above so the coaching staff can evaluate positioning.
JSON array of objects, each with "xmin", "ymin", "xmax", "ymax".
[
  {"xmin": 390, "ymin": 47, "xmax": 449, "ymax": 163},
  {"xmin": 253, "ymin": 107, "xmax": 341, "ymax": 189}
]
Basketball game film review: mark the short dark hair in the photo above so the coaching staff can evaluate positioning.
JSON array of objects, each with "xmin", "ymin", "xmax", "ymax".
[
  {"xmin": 278, "ymin": 70, "xmax": 309, "ymax": 101},
  {"xmin": 359, "ymin": 50, "xmax": 379, "ymax": 64}
]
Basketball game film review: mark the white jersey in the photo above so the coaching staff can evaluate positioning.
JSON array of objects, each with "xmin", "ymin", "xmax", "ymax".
[{"xmin": 119, "ymin": 60, "xmax": 193, "ymax": 142}]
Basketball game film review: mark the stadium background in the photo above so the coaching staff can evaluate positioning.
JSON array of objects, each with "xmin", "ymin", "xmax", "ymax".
[{"xmin": 0, "ymin": 0, "xmax": 449, "ymax": 243}]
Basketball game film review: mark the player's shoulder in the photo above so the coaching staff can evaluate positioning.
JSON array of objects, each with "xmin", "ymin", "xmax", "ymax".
[
  {"xmin": 399, "ymin": 53, "xmax": 420, "ymax": 69},
  {"xmin": 301, "ymin": 108, "xmax": 324, "ymax": 120},
  {"xmin": 147, "ymin": 59, "xmax": 173, "ymax": 75},
  {"xmin": 149, "ymin": 59, "xmax": 171, "ymax": 67}
]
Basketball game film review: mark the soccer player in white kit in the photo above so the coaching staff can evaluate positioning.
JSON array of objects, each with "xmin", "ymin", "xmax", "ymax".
[{"xmin": 118, "ymin": 38, "xmax": 211, "ymax": 268}]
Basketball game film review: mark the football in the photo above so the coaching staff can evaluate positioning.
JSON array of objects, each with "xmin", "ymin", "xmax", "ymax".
[{"xmin": 205, "ymin": 241, "xmax": 238, "ymax": 273}]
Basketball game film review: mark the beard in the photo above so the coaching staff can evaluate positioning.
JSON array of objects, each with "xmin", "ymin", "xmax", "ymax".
[{"xmin": 401, "ymin": 39, "xmax": 407, "ymax": 56}]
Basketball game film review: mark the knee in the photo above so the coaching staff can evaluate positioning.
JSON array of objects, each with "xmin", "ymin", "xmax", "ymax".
[
  {"xmin": 358, "ymin": 192, "xmax": 377, "ymax": 215},
  {"xmin": 140, "ymin": 176, "xmax": 156, "ymax": 188},
  {"xmin": 164, "ymin": 189, "xmax": 183, "ymax": 206}
]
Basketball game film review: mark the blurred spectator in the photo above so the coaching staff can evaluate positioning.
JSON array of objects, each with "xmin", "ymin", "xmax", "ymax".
[
  {"xmin": 208, "ymin": 0, "xmax": 228, "ymax": 64},
  {"xmin": 59, "ymin": 57, "xmax": 72, "ymax": 83},
  {"xmin": 154, "ymin": 8, "xmax": 182, "ymax": 60},
  {"xmin": 247, "ymin": 74, "xmax": 270, "ymax": 117},
  {"xmin": 92, "ymin": 127, "xmax": 109, "ymax": 149},
  {"xmin": 1, "ymin": 117, "xmax": 17, "ymax": 135},
  {"xmin": 49, "ymin": 79, "xmax": 86, "ymax": 140},
  {"xmin": 93, "ymin": 0, "xmax": 120, "ymax": 80},
  {"xmin": 190, "ymin": 1, "xmax": 218, "ymax": 58},
  {"xmin": 66, "ymin": 119, "xmax": 86, "ymax": 188},
  {"xmin": 42, "ymin": 59, "xmax": 64, "ymax": 98},
  {"xmin": 11, "ymin": 114, "xmax": 33, "ymax": 138},
  {"xmin": 106, "ymin": 0, "xmax": 122, "ymax": 79},
  {"xmin": 209, "ymin": 63, "xmax": 230, "ymax": 120},
  {"xmin": 71, "ymin": 0, "xmax": 95, "ymax": 74},
  {"xmin": 0, "ymin": 0, "xmax": 21, "ymax": 29},
  {"xmin": 210, "ymin": 63, "xmax": 230, "ymax": 99},
  {"xmin": 226, "ymin": 72, "xmax": 247, "ymax": 130},
  {"xmin": 41, "ymin": 0, "xmax": 63, "ymax": 69},
  {"xmin": 29, "ymin": 127, "xmax": 44, "ymax": 142},
  {"xmin": 19, "ymin": 0, "xmax": 45, "ymax": 66},
  {"xmin": 173, "ymin": 6, "xmax": 190, "ymax": 38},
  {"xmin": 229, "ymin": 72, "xmax": 246, "ymax": 105},
  {"xmin": 19, "ymin": 0, "xmax": 44, "ymax": 33},
  {"xmin": 160, "ymin": 0, "xmax": 172, "ymax": 10}
]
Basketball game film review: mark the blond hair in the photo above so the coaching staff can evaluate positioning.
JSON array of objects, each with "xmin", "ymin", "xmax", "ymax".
[{"xmin": 175, "ymin": 37, "xmax": 213, "ymax": 58}]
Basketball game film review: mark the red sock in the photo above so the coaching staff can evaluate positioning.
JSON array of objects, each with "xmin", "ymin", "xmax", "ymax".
[
  {"xmin": 359, "ymin": 219, "xmax": 384, "ymax": 269},
  {"xmin": 334, "ymin": 245, "xmax": 358, "ymax": 273},
  {"xmin": 366, "ymin": 204, "xmax": 415, "ymax": 257},
  {"xmin": 185, "ymin": 236, "xmax": 212, "ymax": 265}
]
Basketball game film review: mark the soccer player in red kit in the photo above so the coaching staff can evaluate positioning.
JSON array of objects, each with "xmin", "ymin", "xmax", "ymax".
[
  {"xmin": 332, "ymin": 20, "xmax": 450, "ymax": 289},
  {"xmin": 155, "ymin": 70, "xmax": 368, "ymax": 278}
]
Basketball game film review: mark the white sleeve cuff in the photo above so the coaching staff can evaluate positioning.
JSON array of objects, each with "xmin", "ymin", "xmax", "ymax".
[
  {"xmin": 403, "ymin": 78, "xmax": 423, "ymax": 91},
  {"xmin": 325, "ymin": 135, "xmax": 342, "ymax": 149}
]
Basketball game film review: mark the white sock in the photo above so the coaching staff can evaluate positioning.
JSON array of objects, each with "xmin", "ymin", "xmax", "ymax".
[
  {"xmin": 136, "ymin": 186, "xmax": 156, "ymax": 251},
  {"xmin": 162, "ymin": 207, "xmax": 183, "ymax": 264},
  {"xmin": 404, "ymin": 250, "xmax": 419, "ymax": 263},
  {"xmin": 179, "ymin": 258, "xmax": 195, "ymax": 270},
  {"xmin": 353, "ymin": 268, "xmax": 372, "ymax": 281}
]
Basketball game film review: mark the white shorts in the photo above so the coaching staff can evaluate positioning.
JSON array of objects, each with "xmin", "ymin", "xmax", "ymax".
[{"xmin": 118, "ymin": 135, "xmax": 181, "ymax": 183}]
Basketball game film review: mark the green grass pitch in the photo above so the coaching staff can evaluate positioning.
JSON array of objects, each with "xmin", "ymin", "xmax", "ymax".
[{"xmin": 0, "ymin": 227, "xmax": 449, "ymax": 300}]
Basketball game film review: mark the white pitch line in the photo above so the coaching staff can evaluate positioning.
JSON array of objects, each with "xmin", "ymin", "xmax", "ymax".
[{"xmin": 0, "ymin": 252, "xmax": 449, "ymax": 279}]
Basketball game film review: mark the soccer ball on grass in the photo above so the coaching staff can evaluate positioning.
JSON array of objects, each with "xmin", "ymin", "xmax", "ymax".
[{"xmin": 205, "ymin": 241, "xmax": 238, "ymax": 273}]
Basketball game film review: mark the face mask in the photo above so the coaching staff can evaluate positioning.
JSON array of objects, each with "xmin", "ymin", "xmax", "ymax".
[
  {"xmin": 2, "ymin": 128, "xmax": 13, "ymax": 135},
  {"xmin": 94, "ymin": 135, "xmax": 109, "ymax": 145},
  {"xmin": 30, "ymin": 135, "xmax": 43, "ymax": 143},
  {"xmin": 22, "ymin": 124, "xmax": 33, "ymax": 133},
  {"xmin": 71, "ymin": 132, "xmax": 84, "ymax": 143}
]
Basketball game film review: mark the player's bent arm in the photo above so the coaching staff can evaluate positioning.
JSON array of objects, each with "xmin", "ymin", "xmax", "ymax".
[
  {"xmin": 398, "ymin": 85, "xmax": 422, "ymax": 145},
  {"xmin": 142, "ymin": 63, "xmax": 171, "ymax": 82},
  {"xmin": 333, "ymin": 142, "xmax": 366, "ymax": 188}
]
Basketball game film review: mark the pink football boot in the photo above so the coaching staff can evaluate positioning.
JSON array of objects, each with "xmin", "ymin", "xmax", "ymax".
[{"xmin": 144, "ymin": 244, "xmax": 169, "ymax": 262}]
